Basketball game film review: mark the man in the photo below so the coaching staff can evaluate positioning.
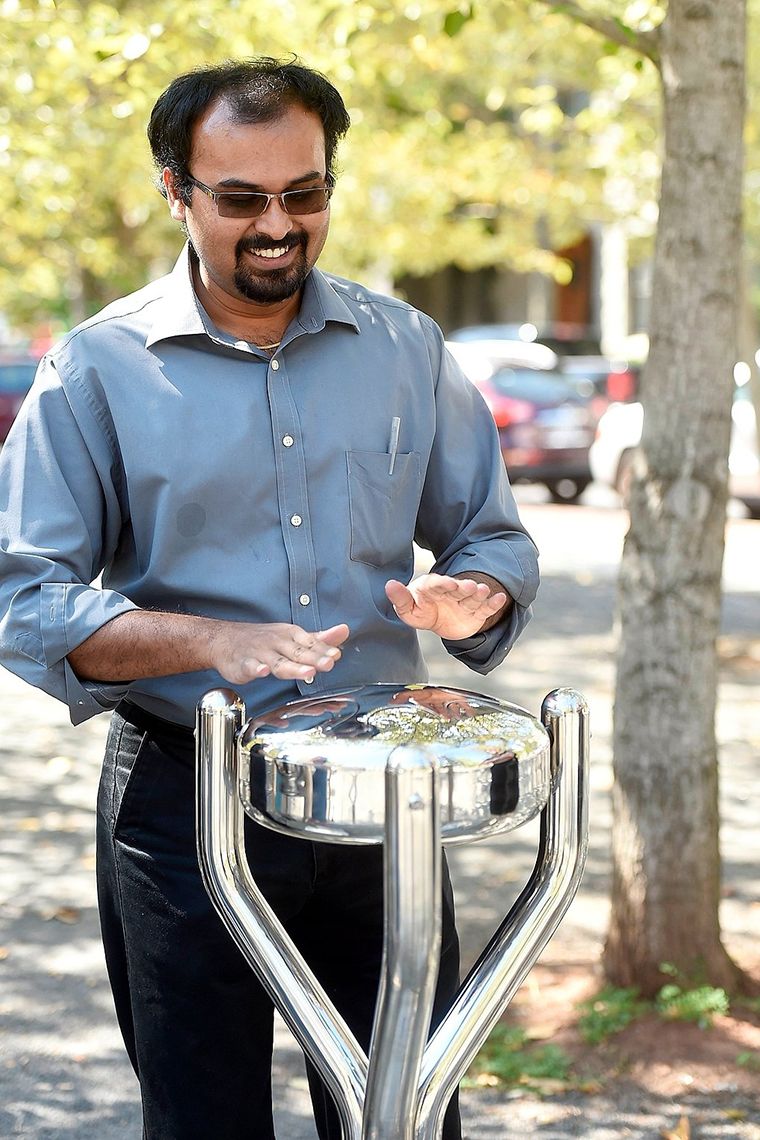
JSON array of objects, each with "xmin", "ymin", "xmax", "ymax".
[{"xmin": 0, "ymin": 58, "xmax": 539, "ymax": 1138}]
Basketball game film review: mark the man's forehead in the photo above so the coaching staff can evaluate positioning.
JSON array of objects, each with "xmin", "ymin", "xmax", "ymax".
[{"xmin": 192, "ymin": 98, "xmax": 326, "ymax": 153}]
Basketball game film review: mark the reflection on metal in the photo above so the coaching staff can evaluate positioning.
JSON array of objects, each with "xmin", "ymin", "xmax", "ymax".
[
  {"xmin": 196, "ymin": 690, "xmax": 366, "ymax": 1136},
  {"xmin": 196, "ymin": 683, "xmax": 589, "ymax": 1140},
  {"xmin": 363, "ymin": 751, "xmax": 441, "ymax": 1140},
  {"xmin": 239, "ymin": 684, "xmax": 551, "ymax": 844}
]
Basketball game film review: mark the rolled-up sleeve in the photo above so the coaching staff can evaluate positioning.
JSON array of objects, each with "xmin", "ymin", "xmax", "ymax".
[
  {"xmin": 0, "ymin": 357, "xmax": 138, "ymax": 723},
  {"xmin": 415, "ymin": 329, "xmax": 540, "ymax": 673}
]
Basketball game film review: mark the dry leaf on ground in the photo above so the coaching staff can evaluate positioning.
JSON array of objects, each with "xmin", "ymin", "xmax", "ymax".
[{"xmin": 661, "ymin": 1116, "xmax": 690, "ymax": 1140}]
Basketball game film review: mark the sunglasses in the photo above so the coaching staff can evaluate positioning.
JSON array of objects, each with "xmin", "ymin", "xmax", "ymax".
[{"xmin": 187, "ymin": 175, "xmax": 333, "ymax": 219}]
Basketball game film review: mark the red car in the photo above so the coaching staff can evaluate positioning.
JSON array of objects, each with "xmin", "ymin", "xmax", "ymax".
[
  {"xmin": 447, "ymin": 340, "xmax": 597, "ymax": 503},
  {"xmin": 0, "ymin": 355, "xmax": 39, "ymax": 443}
]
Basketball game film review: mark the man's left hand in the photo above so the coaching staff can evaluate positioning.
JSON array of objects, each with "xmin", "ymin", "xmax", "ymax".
[{"xmin": 385, "ymin": 573, "xmax": 510, "ymax": 640}]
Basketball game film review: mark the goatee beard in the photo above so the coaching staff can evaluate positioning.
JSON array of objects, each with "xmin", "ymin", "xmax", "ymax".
[{"xmin": 233, "ymin": 235, "xmax": 310, "ymax": 303}]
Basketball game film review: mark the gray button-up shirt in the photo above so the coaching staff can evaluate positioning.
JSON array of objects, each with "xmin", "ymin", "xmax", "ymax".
[{"xmin": 0, "ymin": 247, "xmax": 539, "ymax": 726}]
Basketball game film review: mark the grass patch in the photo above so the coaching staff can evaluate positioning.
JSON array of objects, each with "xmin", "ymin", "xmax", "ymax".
[
  {"xmin": 466, "ymin": 1025, "xmax": 571, "ymax": 1090},
  {"xmin": 470, "ymin": 979, "xmax": 738, "ymax": 1091},
  {"xmin": 577, "ymin": 986, "xmax": 649, "ymax": 1045},
  {"xmin": 656, "ymin": 984, "xmax": 729, "ymax": 1027}
]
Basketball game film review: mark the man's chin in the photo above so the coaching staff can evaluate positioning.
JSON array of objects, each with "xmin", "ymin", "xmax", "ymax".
[{"xmin": 234, "ymin": 263, "xmax": 309, "ymax": 305}]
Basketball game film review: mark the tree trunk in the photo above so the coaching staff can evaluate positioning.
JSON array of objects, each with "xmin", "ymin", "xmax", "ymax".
[{"xmin": 603, "ymin": 0, "xmax": 749, "ymax": 996}]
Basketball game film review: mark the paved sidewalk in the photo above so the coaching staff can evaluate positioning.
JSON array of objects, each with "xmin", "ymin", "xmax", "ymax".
[{"xmin": 1, "ymin": 500, "xmax": 758, "ymax": 1138}]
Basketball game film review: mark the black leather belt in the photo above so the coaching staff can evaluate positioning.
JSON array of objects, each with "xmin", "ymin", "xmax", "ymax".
[{"xmin": 116, "ymin": 698, "xmax": 195, "ymax": 746}]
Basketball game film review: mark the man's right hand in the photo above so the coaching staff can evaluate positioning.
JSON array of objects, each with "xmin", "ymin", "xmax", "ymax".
[
  {"xmin": 67, "ymin": 611, "xmax": 350, "ymax": 686},
  {"xmin": 209, "ymin": 622, "xmax": 350, "ymax": 684}
]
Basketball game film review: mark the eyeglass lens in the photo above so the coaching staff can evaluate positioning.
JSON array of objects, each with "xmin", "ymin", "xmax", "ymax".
[{"xmin": 216, "ymin": 187, "xmax": 331, "ymax": 219}]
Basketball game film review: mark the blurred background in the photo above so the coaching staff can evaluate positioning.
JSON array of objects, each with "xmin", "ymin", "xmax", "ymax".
[{"xmin": 1, "ymin": 0, "xmax": 758, "ymax": 512}]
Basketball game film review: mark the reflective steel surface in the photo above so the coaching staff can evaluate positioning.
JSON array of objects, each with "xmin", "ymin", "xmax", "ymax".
[
  {"xmin": 362, "ymin": 751, "xmax": 442, "ymax": 1140},
  {"xmin": 239, "ymin": 683, "xmax": 552, "ymax": 844}
]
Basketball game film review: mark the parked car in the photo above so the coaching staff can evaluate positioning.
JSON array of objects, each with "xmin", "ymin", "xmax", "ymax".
[
  {"xmin": 589, "ymin": 385, "xmax": 760, "ymax": 518},
  {"xmin": 0, "ymin": 354, "xmax": 38, "ymax": 443},
  {"xmin": 448, "ymin": 322, "xmax": 541, "ymax": 345},
  {"xmin": 560, "ymin": 355, "xmax": 640, "ymax": 409},
  {"xmin": 449, "ymin": 321, "xmax": 602, "ymax": 357},
  {"xmin": 446, "ymin": 341, "xmax": 596, "ymax": 503},
  {"xmin": 447, "ymin": 337, "xmax": 558, "ymax": 376}
]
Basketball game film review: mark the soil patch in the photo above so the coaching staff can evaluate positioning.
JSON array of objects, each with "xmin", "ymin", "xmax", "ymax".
[{"xmin": 502, "ymin": 958, "xmax": 760, "ymax": 1100}]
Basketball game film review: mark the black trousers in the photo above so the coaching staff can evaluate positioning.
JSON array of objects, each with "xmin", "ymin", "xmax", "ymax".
[{"xmin": 96, "ymin": 703, "xmax": 462, "ymax": 1139}]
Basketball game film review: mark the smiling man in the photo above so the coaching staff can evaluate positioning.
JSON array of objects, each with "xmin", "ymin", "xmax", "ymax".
[{"xmin": 0, "ymin": 58, "xmax": 539, "ymax": 1139}]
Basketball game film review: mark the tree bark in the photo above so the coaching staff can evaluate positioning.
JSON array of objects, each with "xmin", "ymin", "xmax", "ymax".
[{"xmin": 604, "ymin": 0, "xmax": 750, "ymax": 995}]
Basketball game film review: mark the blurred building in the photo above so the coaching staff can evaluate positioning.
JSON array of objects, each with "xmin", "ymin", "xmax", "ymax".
[{"xmin": 395, "ymin": 223, "xmax": 651, "ymax": 359}]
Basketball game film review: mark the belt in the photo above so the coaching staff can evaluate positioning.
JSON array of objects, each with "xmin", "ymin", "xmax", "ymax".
[{"xmin": 116, "ymin": 698, "xmax": 195, "ymax": 746}]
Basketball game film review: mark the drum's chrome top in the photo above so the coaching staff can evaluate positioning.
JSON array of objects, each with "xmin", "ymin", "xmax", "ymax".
[
  {"xmin": 239, "ymin": 683, "xmax": 546, "ymax": 767},
  {"xmin": 237, "ymin": 684, "xmax": 552, "ymax": 843}
]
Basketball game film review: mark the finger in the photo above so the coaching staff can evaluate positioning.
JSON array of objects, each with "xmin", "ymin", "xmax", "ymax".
[
  {"xmin": 219, "ymin": 658, "xmax": 271, "ymax": 684},
  {"xmin": 384, "ymin": 579, "xmax": 416, "ymax": 614},
  {"xmin": 444, "ymin": 580, "xmax": 503, "ymax": 607},
  {"xmin": 268, "ymin": 655, "xmax": 322, "ymax": 681},
  {"xmin": 413, "ymin": 576, "xmax": 462, "ymax": 599},
  {"xmin": 456, "ymin": 582, "xmax": 494, "ymax": 610},
  {"xmin": 447, "ymin": 577, "xmax": 481, "ymax": 596},
  {"xmin": 281, "ymin": 630, "xmax": 344, "ymax": 666},
  {"xmin": 471, "ymin": 590, "xmax": 508, "ymax": 615},
  {"xmin": 317, "ymin": 623, "xmax": 350, "ymax": 647}
]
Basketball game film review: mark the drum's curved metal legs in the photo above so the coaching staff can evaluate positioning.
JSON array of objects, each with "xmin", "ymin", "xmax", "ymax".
[
  {"xmin": 414, "ymin": 688, "xmax": 589, "ymax": 1139},
  {"xmin": 196, "ymin": 686, "xmax": 589, "ymax": 1140},
  {"xmin": 196, "ymin": 691, "xmax": 367, "ymax": 1139}
]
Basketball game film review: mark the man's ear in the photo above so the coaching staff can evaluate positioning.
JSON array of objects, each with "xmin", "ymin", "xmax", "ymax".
[{"xmin": 163, "ymin": 168, "xmax": 186, "ymax": 222}]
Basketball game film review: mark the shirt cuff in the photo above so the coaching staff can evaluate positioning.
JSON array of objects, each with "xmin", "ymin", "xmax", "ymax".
[
  {"xmin": 63, "ymin": 658, "xmax": 132, "ymax": 725},
  {"xmin": 39, "ymin": 582, "xmax": 139, "ymax": 724},
  {"xmin": 442, "ymin": 601, "xmax": 531, "ymax": 674},
  {"xmin": 431, "ymin": 542, "xmax": 539, "ymax": 609},
  {"xmin": 40, "ymin": 581, "xmax": 139, "ymax": 666}
]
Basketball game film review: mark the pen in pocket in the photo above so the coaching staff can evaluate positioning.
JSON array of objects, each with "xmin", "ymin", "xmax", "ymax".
[{"xmin": 388, "ymin": 416, "xmax": 401, "ymax": 475}]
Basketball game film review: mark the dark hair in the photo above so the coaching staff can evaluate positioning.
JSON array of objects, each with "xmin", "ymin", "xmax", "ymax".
[{"xmin": 147, "ymin": 57, "xmax": 351, "ymax": 203}]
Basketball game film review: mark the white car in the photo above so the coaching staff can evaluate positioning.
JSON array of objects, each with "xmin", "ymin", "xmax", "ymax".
[
  {"xmin": 445, "ymin": 338, "xmax": 559, "ymax": 380},
  {"xmin": 589, "ymin": 387, "xmax": 760, "ymax": 518}
]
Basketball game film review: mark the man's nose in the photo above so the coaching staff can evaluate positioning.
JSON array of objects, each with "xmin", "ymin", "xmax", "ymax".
[{"xmin": 253, "ymin": 195, "xmax": 294, "ymax": 238}]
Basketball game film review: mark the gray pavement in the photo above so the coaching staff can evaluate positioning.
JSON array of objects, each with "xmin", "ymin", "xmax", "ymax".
[{"xmin": 1, "ymin": 493, "xmax": 758, "ymax": 1138}]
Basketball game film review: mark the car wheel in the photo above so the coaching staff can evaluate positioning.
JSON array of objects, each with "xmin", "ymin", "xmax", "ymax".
[
  {"xmin": 738, "ymin": 499, "xmax": 760, "ymax": 520},
  {"xmin": 545, "ymin": 478, "xmax": 591, "ymax": 504}
]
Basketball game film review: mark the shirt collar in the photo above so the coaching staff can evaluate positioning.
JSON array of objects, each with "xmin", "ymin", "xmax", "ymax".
[
  {"xmin": 145, "ymin": 243, "xmax": 359, "ymax": 349},
  {"xmin": 296, "ymin": 266, "xmax": 360, "ymax": 335},
  {"xmin": 145, "ymin": 245, "xmax": 209, "ymax": 348}
]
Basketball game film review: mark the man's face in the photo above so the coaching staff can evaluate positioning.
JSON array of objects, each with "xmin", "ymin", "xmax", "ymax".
[{"xmin": 164, "ymin": 100, "xmax": 331, "ymax": 308}]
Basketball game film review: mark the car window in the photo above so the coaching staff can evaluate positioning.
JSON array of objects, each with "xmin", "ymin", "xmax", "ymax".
[
  {"xmin": 0, "ymin": 363, "xmax": 37, "ymax": 393},
  {"xmin": 490, "ymin": 368, "xmax": 593, "ymax": 402}
]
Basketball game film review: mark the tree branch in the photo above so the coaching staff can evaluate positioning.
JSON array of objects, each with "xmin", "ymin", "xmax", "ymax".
[{"xmin": 536, "ymin": 1, "xmax": 662, "ymax": 66}]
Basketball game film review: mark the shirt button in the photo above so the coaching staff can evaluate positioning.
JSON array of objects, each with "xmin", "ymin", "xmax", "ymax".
[
  {"xmin": 303, "ymin": 675, "xmax": 314, "ymax": 684},
  {"xmin": 299, "ymin": 594, "xmax": 311, "ymax": 606},
  {"xmin": 271, "ymin": 359, "xmax": 280, "ymax": 371},
  {"xmin": 282, "ymin": 434, "xmax": 294, "ymax": 448},
  {"xmin": 290, "ymin": 514, "xmax": 302, "ymax": 527}
]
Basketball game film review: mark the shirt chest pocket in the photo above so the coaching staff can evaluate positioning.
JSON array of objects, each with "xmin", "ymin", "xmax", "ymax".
[{"xmin": 347, "ymin": 450, "xmax": 422, "ymax": 568}]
